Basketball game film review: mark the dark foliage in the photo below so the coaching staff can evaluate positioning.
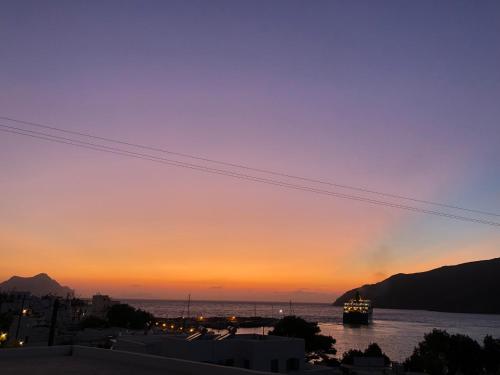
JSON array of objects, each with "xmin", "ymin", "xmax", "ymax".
[
  {"xmin": 107, "ymin": 303, "xmax": 153, "ymax": 329},
  {"xmin": 269, "ymin": 315, "xmax": 336, "ymax": 355},
  {"xmin": 364, "ymin": 343, "xmax": 391, "ymax": 365},
  {"xmin": 80, "ymin": 315, "xmax": 108, "ymax": 329},
  {"xmin": 0, "ymin": 312, "xmax": 12, "ymax": 332},
  {"xmin": 404, "ymin": 329, "xmax": 487, "ymax": 375},
  {"xmin": 341, "ymin": 349, "xmax": 364, "ymax": 365},
  {"xmin": 318, "ymin": 355, "xmax": 341, "ymax": 367},
  {"xmin": 71, "ymin": 298, "xmax": 88, "ymax": 307},
  {"xmin": 482, "ymin": 336, "xmax": 500, "ymax": 374},
  {"xmin": 341, "ymin": 343, "xmax": 390, "ymax": 366}
]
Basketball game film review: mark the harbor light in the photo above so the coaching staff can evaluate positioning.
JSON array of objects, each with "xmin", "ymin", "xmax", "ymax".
[
  {"xmin": 0, "ymin": 332, "xmax": 7, "ymax": 342},
  {"xmin": 189, "ymin": 328, "xmax": 194, "ymax": 333},
  {"xmin": 162, "ymin": 323, "xmax": 166, "ymax": 328},
  {"xmin": 22, "ymin": 308, "xmax": 28, "ymax": 316},
  {"xmin": 18, "ymin": 340, "xmax": 24, "ymax": 346},
  {"xmin": 170, "ymin": 324, "xmax": 175, "ymax": 329}
]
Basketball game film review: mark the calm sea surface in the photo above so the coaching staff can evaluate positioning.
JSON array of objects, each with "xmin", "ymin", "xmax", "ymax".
[{"xmin": 125, "ymin": 299, "xmax": 500, "ymax": 362}]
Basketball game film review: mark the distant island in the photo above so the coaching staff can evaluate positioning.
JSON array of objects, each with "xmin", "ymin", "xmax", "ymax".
[
  {"xmin": 334, "ymin": 258, "xmax": 500, "ymax": 314},
  {"xmin": 0, "ymin": 273, "xmax": 74, "ymax": 297}
]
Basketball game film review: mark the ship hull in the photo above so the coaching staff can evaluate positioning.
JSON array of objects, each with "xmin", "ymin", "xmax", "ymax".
[{"xmin": 343, "ymin": 311, "xmax": 372, "ymax": 325}]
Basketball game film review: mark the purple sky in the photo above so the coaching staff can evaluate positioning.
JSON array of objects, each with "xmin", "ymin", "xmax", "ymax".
[{"xmin": 0, "ymin": 0, "xmax": 499, "ymax": 300}]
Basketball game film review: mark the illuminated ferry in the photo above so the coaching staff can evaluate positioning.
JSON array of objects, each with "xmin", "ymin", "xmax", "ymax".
[{"xmin": 343, "ymin": 291, "xmax": 373, "ymax": 325}]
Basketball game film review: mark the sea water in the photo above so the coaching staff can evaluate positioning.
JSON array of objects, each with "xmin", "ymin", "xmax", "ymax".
[{"xmin": 125, "ymin": 299, "xmax": 500, "ymax": 362}]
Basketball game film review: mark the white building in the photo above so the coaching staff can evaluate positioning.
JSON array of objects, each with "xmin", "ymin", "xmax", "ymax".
[
  {"xmin": 90, "ymin": 294, "xmax": 119, "ymax": 319},
  {"xmin": 114, "ymin": 332, "xmax": 306, "ymax": 373}
]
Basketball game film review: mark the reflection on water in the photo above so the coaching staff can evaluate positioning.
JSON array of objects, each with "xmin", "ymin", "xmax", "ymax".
[
  {"xmin": 319, "ymin": 320, "xmax": 425, "ymax": 362},
  {"xmin": 126, "ymin": 299, "xmax": 500, "ymax": 362}
]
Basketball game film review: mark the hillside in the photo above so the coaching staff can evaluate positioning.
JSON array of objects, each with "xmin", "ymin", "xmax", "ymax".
[
  {"xmin": 0, "ymin": 273, "xmax": 74, "ymax": 297},
  {"xmin": 333, "ymin": 258, "xmax": 500, "ymax": 314}
]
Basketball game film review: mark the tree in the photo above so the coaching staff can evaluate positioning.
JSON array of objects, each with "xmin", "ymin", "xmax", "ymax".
[
  {"xmin": 107, "ymin": 304, "xmax": 153, "ymax": 329},
  {"xmin": 341, "ymin": 349, "xmax": 364, "ymax": 365},
  {"xmin": 80, "ymin": 315, "xmax": 108, "ymax": 329},
  {"xmin": 404, "ymin": 329, "xmax": 484, "ymax": 375},
  {"xmin": 0, "ymin": 294, "xmax": 13, "ymax": 332},
  {"xmin": 404, "ymin": 329, "xmax": 451, "ymax": 375},
  {"xmin": 0, "ymin": 312, "xmax": 12, "ymax": 332},
  {"xmin": 447, "ymin": 333, "xmax": 482, "ymax": 375},
  {"xmin": 364, "ymin": 343, "xmax": 391, "ymax": 365},
  {"xmin": 483, "ymin": 335, "xmax": 500, "ymax": 374},
  {"xmin": 341, "ymin": 343, "xmax": 391, "ymax": 366},
  {"xmin": 269, "ymin": 315, "xmax": 336, "ymax": 357}
]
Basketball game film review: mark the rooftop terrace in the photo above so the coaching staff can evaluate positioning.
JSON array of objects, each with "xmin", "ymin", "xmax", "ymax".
[{"xmin": 0, "ymin": 345, "xmax": 272, "ymax": 375}]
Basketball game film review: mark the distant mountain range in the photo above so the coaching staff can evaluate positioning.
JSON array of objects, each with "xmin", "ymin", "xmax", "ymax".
[
  {"xmin": 334, "ymin": 258, "xmax": 500, "ymax": 314},
  {"xmin": 0, "ymin": 273, "xmax": 74, "ymax": 297}
]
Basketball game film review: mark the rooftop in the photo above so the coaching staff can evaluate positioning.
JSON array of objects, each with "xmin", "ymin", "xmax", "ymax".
[{"xmin": 0, "ymin": 345, "xmax": 271, "ymax": 375}]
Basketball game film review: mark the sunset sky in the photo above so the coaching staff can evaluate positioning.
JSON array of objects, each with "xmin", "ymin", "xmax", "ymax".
[{"xmin": 1, "ymin": 0, "xmax": 499, "ymax": 302}]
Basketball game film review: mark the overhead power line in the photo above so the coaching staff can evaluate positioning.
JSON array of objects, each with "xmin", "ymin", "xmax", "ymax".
[
  {"xmin": 1, "ymin": 124, "xmax": 499, "ymax": 228},
  {"xmin": 1, "ymin": 115, "xmax": 498, "ymax": 218}
]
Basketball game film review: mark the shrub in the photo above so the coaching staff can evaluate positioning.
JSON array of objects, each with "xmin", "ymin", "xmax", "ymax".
[
  {"xmin": 107, "ymin": 304, "xmax": 153, "ymax": 329},
  {"xmin": 269, "ymin": 315, "xmax": 336, "ymax": 355}
]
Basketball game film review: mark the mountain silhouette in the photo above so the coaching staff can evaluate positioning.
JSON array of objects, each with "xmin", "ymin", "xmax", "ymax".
[
  {"xmin": 0, "ymin": 273, "xmax": 74, "ymax": 297},
  {"xmin": 333, "ymin": 258, "xmax": 500, "ymax": 314}
]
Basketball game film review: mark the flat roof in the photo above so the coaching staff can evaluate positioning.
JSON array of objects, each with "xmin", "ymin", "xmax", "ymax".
[
  {"xmin": 0, "ymin": 346, "xmax": 271, "ymax": 375},
  {"xmin": 2, "ymin": 355, "xmax": 163, "ymax": 375}
]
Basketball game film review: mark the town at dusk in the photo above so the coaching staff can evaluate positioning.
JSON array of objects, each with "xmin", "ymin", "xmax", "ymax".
[{"xmin": 1, "ymin": 1, "xmax": 499, "ymax": 374}]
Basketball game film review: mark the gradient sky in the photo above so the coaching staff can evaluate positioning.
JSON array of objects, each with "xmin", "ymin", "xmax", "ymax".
[{"xmin": 1, "ymin": 0, "xmax": 499, "ymax": 302}]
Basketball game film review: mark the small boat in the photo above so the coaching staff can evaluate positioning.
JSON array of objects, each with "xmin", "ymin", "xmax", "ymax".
[{"xmin": 343, "ymin": 291, "xmax": 373, "ymax": 325}]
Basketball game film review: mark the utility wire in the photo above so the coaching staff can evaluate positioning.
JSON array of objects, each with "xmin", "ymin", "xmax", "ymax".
[
  {"xmin": 1, "ymin": 115, "xmax": 497, "ymax": 218},
  {"xmin": 1, "ymin": 124, "xmax": 499, "ymax": 228}
]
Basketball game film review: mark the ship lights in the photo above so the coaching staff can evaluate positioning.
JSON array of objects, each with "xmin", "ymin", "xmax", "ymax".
[{"xmin": 344, "ymin": 299, "xmax": 371, "ymax": 313}]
